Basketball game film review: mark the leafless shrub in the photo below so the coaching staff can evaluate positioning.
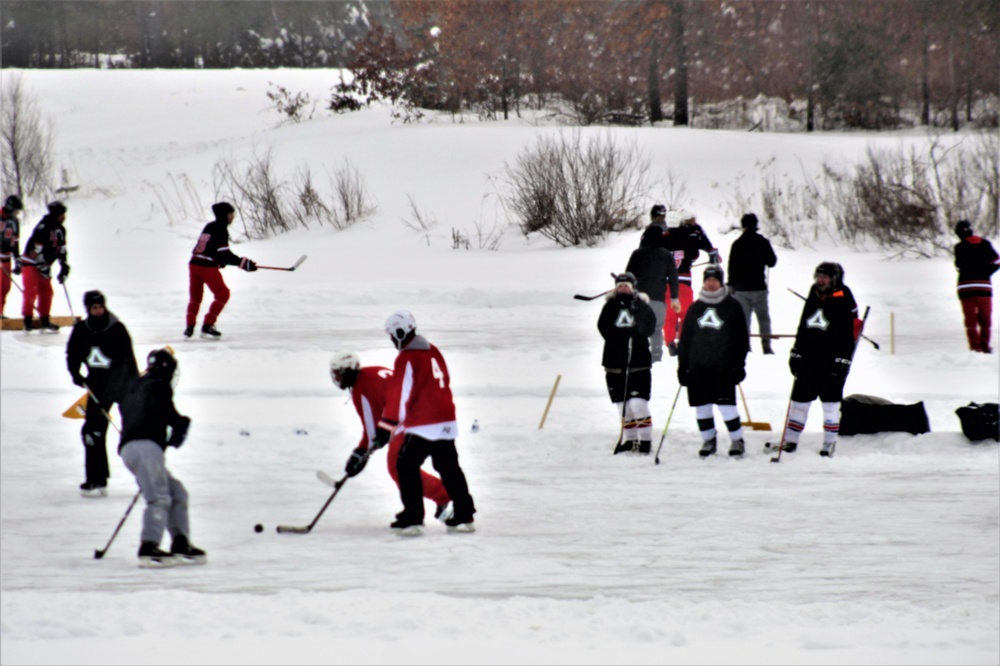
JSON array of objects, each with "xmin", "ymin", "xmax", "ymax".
[
  {"xmin": 267, "ymin": 83, "xmax": 315, "ymax": 124},
  {"xmin": 402, "ymin": 194, "xmax": 437, "ymax": 246},
  {"xmin": 329, "ymin": 160, "xmax": 376, "ymax": 227},
  {"xmin": 145, "ymin": 173, "xmax": 205, "ymax": 227},
  {"xmin": 451, "ymin": 228, "xmax": 471, "ymax": 250},
  {"xmin": 1, "ymin": 74, "xmax": 56, "ymax": 201},
  {"xmin": 501, "ymin": 131, "xmax": 650, "ymax": 246}
]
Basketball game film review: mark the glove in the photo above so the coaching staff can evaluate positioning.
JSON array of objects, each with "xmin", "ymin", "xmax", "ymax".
[
  {"xmin": 789, "ymin": 349, "xmax": 804, "ymax": 377},
  {"xmin": 71, "ymin": 373, "xmax": 87, "ymax": 388},
  {"xmin": 57, "ymin": 263, "xmax": 70, "ymax": 284},
  {"xmin": 373, "ymin": 426, "xmax": 392, "ymax": 450},
  {"xmin": 12, "ymin": 260, "xmax": 21, "ymax": 276},
  {"xmin": 239, "ymin": 257, "xmax": 257, "ymax": 272},
  {"xmin": 708, "ymin": 250, "xmax": 720, "ymax": 264},
  {"xmin": 732, "ymin": 366, "xmax": 746, "ymax": 385},
  {"xmin": 677, "ymin": 367, "xmax": 688, "ymax": 387},
  {"xmin": 344, "ymin": 447, "xmax": 369, "ymax": 477},
  {"xmin": 831, "ymin": 357, "xmax": 852, "ymax": 382},
  {"xmin": 670, "ymin": 299, "xmax": 681, "ymax": 314},
  {"xmin": 167, "ymin": 416, "xmax": 191, "ymax": 448}
]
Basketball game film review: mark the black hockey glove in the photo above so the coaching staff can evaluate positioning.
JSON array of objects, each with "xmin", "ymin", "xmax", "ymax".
[
  {"xmin": 373, "ymin": 426, "xmax": 392, "ymax": 450},
  {"xmin": 344, "ymin": 447, "xmax": 369, "ymax": 477},
  {"xmin": 789, "ymin": 349, "xmax": 804, "ymax": 377},
  {"xmin": 57, "ymin": 263, "xmax": 70, "ymax": 284},
  {"xmin": 12, "ymin": 260, "xmax": 21, "ymax": 276},
  {"xmin": 708, "ymin": 250, "xmax": 720, "ymax": 264},
  {"xmin": 830, "ymin": 357, "xmax": 852, "ymax": 383},
  {"xmin": 167, "ymin": 416, "xmax": 191, "ymax": 448},
  {"xmin": 239, "ymin": 257, "xmax": 257, "ymax": 272},
  {"xmin": 71, "ymin": 373, "xmax": 87, "ymax": 388}
]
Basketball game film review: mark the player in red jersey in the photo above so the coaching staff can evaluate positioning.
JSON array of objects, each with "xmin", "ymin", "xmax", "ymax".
[
  {"xmin": 374, "ymin": 310, "xmax": 476, "ymax": 535},
  {"xmin": 332, "ymin": 352, "xmax": 453, "ymax": 521}
]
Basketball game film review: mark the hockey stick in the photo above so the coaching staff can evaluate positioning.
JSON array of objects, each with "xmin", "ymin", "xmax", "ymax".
[
  {"xmin": 822, "ymin": 305, "xmax": 871, "ymax": 459},
  {"xmin": 93, "ymin": 490, "xmax": 142, "ymax": 559},
  {"xmin": 276, "ymin": 470, "xmax": 349, "ymax": 534},
  {"xmin": 738, "ymin": 384, "xmax": 772, "ymax": 431},
  {"xmin": 257, "ymin": 254, "xmax": 308, "ymax": 272},
  {"xmin": 573, "ymin": 290, "xmax": 612, "ymax": 301},
  {"xmin": 787, "ymin": 288, "xmax": 880, "ymax": 350},
  {"xmin": 653, "ymin": 384, "xmax": 683, "ymax": 465},
  {"xmin": 61, "ymin": 281, "xmax": 76, "ymax": 320},
  {"xmin": 612, "ymin": 337, "xmax": 633, "ymax": 454},
  {"xmin": 85, "ymin": 387, "xmax": 121, "ymax": 433},
  {"xmin": 769, "ymin": 398, "xmax": 795, "ymax": 463}
]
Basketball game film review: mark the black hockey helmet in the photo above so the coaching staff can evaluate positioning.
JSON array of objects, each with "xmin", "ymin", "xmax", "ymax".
[
  {"xmin": 954, "ymin": 220, "xmax": 973, "ymax": 239},
  {"xmin": 212, "ymin": 201, "xmax": 235, "ymax": 218},
  {"xmin": 4, "ymin": 194, "xmax": 23, "ymax": 211},
  {"xmin": 146, "ymin": 348, "xmax": 177, "ymax": 377},
  {"xmin": 814, "ymin": 262, "xmax": 843, "ymax": 289},
  {"xmin": 47, "ymin": 201, "xmax": 67, "ymax": 216},
  {"xmin": 650, "ymin": 204, "xmax": 667, "ymax": 219},
  {"xmin": 83, "ymin": 290, "xmax": 106, "ymax": 308}
]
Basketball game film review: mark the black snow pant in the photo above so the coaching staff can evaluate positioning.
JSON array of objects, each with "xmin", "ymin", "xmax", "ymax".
[
  {"xmin": 396, "ymin": 434, "xmax": 475, "ymax": 523},
  {"xmin": 82, "ymin": 391, "xmax": 114, "ymax": 486}
]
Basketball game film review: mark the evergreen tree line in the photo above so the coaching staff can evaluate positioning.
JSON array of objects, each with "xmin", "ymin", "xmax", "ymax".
[{"xmin": 2, "ymin": 1, "xmax": 997, "ymax": 130}]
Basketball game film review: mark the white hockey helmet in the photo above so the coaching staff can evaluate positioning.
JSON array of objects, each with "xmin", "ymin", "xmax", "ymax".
[
  {"xmin": 385, "ymin": 310, "xmax": 417, "ymax": 348},
  {"xmin": 329, "ymin": 351, "xmax": 361, "ymax": 389},
  {"xmin": 665, "ymin": 210, "xmax": 683, "ymax": 226}
]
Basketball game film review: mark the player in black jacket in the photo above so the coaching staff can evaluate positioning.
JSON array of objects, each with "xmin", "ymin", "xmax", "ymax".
[
  {"xmin": 19, "ymin": 201, "xmax": 69, "ymax": 332},
  {"xmin": 727, "ymin": 213, "xmax": 778, "ymax": 354},
  {"xmin": 65, "ymin": 290, "xmax": 139, "ymax": 496},
  {"xmin": 677, "ymin": 264, "xmax": 749, "ymax": 457},
  {"xmin": 626, "ymin": 223, "xmax": 681, "ymax": 363},
  {"xmin": 185, "ymin": 202, "xmax": 257, "ymax": 339},
  {"xmin": 1, "ymin": 194, "xmax": 24, "ymax": 318},
  {"xmin": 780, "ymin": 262, "xmax": 860, "ymax": 456},
  {"xmin": 662, "ymin": 209, "xmax": 719, "ymax": 356},
  {"xmin": 118, "ymin": 348, "xmax": 202, "ymax": 567},
  {"xmin": 598, "ymin": 272, "xmax": 657, "ymax": 454},
  {"xmin": 953, "ymin": 220, "xmax": 999, "ymax": 353}
]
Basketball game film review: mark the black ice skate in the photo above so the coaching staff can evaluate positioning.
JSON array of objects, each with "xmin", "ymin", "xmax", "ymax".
[
  {"xmin": 170, "ymin": 534, "xmax": 207, "ymax": 565},
  {"xmin": 200, "ymin": 324, "xmax": 222, "ymax": 339},
  {"xmin": 138, "ymin": 542, "xmax": 178, "ymax": 568},
  {"xmin": 183, "ymin": 325, "xmax": 194, "ymax": 338},
  {"xmin": 390, "ymin": 515, "xmax": 424, "ymax": 537},
  {"xmin": 698, "ymin": 438, "xmax": 717, "ymax": 458},
  {"xmin": 728, "ymin": 439, "xmax": 745, "ymax": 457}
]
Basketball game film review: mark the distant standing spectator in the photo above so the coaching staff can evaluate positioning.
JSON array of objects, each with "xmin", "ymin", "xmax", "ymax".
[
  {"xmin": 953, "ymin": 220, "xmax": 999, "ymax": 354},
  {"xmin": 626, "ymin": 221, "xmax": 681, "ymax": 363},
  {"xmin": 1, "ymin": 194, "xmax": 24, "ymax": 318},
  {"xmin": 598, "ymin": 272, "xmax": 657, "ymax": 454},
  {"xmin": 20, "ymin": 201, "xmax": 70, "ymax": 332},
  {"xmin": 185, "ymin": 202, "xmax": 257, "ymax": 339},
  {"xmin": 727, "ymin": 213, "xmax": 778, "ymax": 354},
  {"xmin": 676, "ymin": 264, "xmax": 749, "ymax": 457},
  {"xmin": 66, "ymin": 290, "xmax": 139, "ymax": 497},
  {"xmin": 662, "ymin": 209, "xmax": 719, "ymax": 356}
]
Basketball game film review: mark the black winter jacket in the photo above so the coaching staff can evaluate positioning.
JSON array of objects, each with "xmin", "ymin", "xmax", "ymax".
[
  {"xmin": 626, "ymin": 227, "xmax": 680, "ymax": 302},
  {"xmin": 118, "ymin": 373, "xmax": 189, "ymax": 452},
  {"xmin": 190, "ymin": 216, "xmax": 242, "ymax": 268},
  {"xmin": 792, "ymin": 284, "xmax": 858, "ymax": 371},
  {"xmin": 727, "ymin": 229, "xmax": 777, "ymax": 291},
  {"xmin": 66, "ymin": 311, "xmax": 139, "ymax": 404},
  {"xmin": 598, "ymin": 292, "xmax": 656, "ymax": 370},
  {"xmin": 677, "ymin": 291, "xmax": 749, "ymax": 387},
  {"xmin": 954, "ymin": 235, "xmax": 999, "ymax": 299}
]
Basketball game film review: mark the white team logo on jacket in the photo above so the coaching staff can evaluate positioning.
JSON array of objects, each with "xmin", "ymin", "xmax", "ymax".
[
  {"xmin": 697, "ymin": 308, "xmax": 723, "ymax": 329},
  {"xmin": 86, "ymin": 347, "xmax": 112, "ymax": 369},
  {"xmin": 615, "ymin": 310, "xmax": 635, "ymax": 328},
  {"xmin": 806, "ymin": 309, "xmax": 830, "ymax": 330}
]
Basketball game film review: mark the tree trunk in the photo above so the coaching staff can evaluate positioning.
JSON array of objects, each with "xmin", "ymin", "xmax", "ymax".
[{"xmin": 670, "ymin": 0, "xmax": 688, "ymax": 126}]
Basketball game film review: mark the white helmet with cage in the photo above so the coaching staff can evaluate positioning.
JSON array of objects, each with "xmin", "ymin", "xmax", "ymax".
[
  {"xmin": 384, "ymin": 310, "xmax": 417, "ymax": 349},
  {"xmin": 329, "ymin": 351, "xmax": 361, "ymax": 389}
]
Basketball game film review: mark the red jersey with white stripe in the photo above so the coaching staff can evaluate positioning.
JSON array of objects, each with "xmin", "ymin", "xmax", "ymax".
[
  {"xmin": 379, "ymin": 336, "xmax": 458, "ymax": 441},
  {"xmin": 349, "ymin": 366, "xmax": 392, "ymax": 451}
]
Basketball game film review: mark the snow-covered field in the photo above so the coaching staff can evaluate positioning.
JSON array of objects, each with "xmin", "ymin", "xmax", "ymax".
[{"xmin": 0, "ymin": 69, "xmax": 997, "ymax": 666}]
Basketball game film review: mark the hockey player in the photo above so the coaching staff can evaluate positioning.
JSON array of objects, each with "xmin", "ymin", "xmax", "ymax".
[
  {"xmin": 780, "ymin": 262, "xmax": 860, "ymax": 456},
  {"xmin": 598, "ymin": 272, "xmax": 657, "ymax": 454},
  {"xmin": 662, "ymin": 209, "xmax": 719, "ymax": 356},
  {"xmin": 331, "ymin": 351, "xmax": 453, "ymax": 522},
  {"xmin": 375, "ymin": 311, "xmax": 476, "ymax": 535},
  {"xmin": 185, "ymin": 202, "xmax": 257, "ymax": 339},
  {"xmin": 65, "ymin": 290, "xmax": 139, "ymax": 497},
  {"xmin": 626, "ymin": 223, "xmax": 681, "ymax": 363},
  {"xmin": 676, "ymin": 264, "xmax": 749, "ymax": 457},
  {"xmin": 953, "ymin": 220, "xmax": 999, "ymax": 353},
  {"xmin": 1, "ymin": 194, "xmax": 23, "ymax": 318},
  {"xmin": 118, "ymin": 348, "xmax": 203, "ymax": 568},
  {"xmin": 20, "ymin": 201, "xmax": 70, "ymax": 332},
  {"xmin": 727, "ymin": 213, "xmax": 778, "ymax": 354}
]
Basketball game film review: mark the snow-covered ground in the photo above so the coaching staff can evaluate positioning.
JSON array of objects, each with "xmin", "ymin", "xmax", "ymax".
[{"xmin": 1, "ymin": 69, "xmax": 997, "ymax": 666}]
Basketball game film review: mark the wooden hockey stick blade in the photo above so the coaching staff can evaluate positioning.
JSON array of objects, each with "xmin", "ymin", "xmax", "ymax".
[
  {"xmin": 291, "ymin": 254, "xmax": 307, "ymax": 270},
  {"xmin": 316, "ymin": 470, "xmax": 340, "ymax": 488},
  {"xmin": 275, "ymin": 525, "xmax": 311, "ymax": 534},
  {"xmin": 257, "ymin": 255, "xmax": 308, "ymax": 272}
]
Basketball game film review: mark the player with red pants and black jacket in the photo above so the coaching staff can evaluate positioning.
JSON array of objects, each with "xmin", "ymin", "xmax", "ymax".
[
  {"xmin": 1, "ymin": 194, "xmax": 24, "ymax": 318},
  {"xmin": 375, "ymin": 310, "xmax": 476, "ymax": 536},
  {"xmin": 332, "ymin": 351, "xmax": 454, "ymax": 522},
  {"xmin": 953, "ymin": 219, "xmax": 999, "ymax": 354},
  {"xmin": 661, "ymin": 209, "xmax": 719, "ymax": 356},
  {"xmin": 185, "ymin": 202, "xmax": 257, "ymax": 339},
  {"xmin": 20, "ymin": 201, "xmax": 70, "ymax": 332}
]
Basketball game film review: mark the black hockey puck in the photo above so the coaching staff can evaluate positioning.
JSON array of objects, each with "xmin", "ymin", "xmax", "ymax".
[{"xmin": 254, "ymin": 523, "xmax": 264, "ymax": 533}]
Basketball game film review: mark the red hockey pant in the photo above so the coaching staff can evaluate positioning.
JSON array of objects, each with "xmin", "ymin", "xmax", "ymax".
[
  {"xmin": 21, "ymin": 265, "xmax": 52, "ymax": 318},
  {"xmin": 386, "ymin": 433, "xmax": 450, "ymax": 506},
  {"xmin": 664, "ymin": 278, "xmax": 694, "ymax": 344},
  {"xmin": 187, "ymin": 264, "xmax": 230, "ymax": 327},
  {"xmin": 961, "ymin": 296, "xmax": 993, "ymax": 352},
  {"xmin": 1, "ymin": 260, "xmax": 12, "ymax": 315}
]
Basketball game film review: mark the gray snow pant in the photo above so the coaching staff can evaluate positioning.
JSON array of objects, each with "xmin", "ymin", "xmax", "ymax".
[
  {"xmin": 732, "ymin": 289, "xmax": 773, "ymax": 351},
  {"xmin": 647, "ymin": 300, "xmax": 667, "ymax": 363},
  {"xmin": 120, "ymin": 439, "xmax": 189, "ymax": 546}
]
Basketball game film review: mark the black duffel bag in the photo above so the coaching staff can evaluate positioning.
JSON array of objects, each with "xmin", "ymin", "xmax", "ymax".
[
  {"xmin": 840, "ymin": 394, "xmax": 931, "ymax": 437},
  {"xmin": 955, "ymin": 402, "xmax": 1000, "ymax": 443}
]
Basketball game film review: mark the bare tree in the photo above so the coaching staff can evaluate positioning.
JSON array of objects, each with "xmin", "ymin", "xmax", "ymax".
[{"xmin": 1, "ymin": 73, "xmax": 56, "ymax": 201}]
